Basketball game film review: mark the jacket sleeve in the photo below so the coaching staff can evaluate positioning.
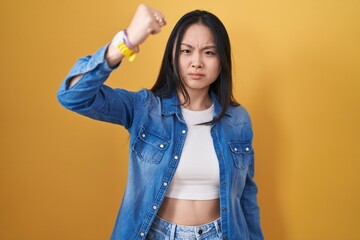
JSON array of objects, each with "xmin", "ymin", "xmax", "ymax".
[
  {"xmin": 56, "ymin": 44, "xmax": 140, "ymax": 129},
  {"xmin": 240, "ymin": 151, "xmax": 264, "ymax": 240}
]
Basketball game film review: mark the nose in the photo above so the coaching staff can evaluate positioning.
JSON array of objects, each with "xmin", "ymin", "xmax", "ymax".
[
  {"xmin": 191, "ymin": 52, "xmax": 203, "ymax": 69},
  {"xmin": 191, "ymin": 63, "xmax": 203, "ymax": 69}
]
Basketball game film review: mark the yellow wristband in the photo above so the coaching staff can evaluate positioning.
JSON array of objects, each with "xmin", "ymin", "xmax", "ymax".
[
  {"xmin": 117, "ymin": 42, "xmax": 136, "ymax": 62},
  {"xmin": 111, "ymin": 30, "xmax": 139, "ymax": 62}
]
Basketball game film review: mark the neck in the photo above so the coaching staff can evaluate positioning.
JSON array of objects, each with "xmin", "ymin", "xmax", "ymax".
[{"xmin": 178, "ymin": 89, "xmax": 212, "ymax": 111}]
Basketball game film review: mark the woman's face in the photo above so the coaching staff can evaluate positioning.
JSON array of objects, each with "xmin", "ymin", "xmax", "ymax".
[{"xmin": 177, "ymin": 23, "xmax": 221, "ymax": 96}]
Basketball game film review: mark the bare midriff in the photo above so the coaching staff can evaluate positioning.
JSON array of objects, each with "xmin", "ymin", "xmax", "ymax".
[{"xmin": 157, "ymin": 197, "xmax": 220, "ymax": 226}]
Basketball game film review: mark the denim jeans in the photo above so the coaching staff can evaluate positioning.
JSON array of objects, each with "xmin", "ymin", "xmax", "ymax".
[{"xmin": 146, "ymin": 216, "xmax": 223, "ymax": 240}]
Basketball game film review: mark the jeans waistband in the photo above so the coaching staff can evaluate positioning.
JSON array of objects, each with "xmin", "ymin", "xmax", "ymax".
[{"xmin": 150, "ymin": 215, "xmax": 222, "ymax": 239}]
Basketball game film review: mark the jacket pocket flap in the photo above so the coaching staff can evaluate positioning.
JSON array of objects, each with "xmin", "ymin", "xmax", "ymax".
[
  {"xmin": 228, "ymin": 142, "xmax": 253, "ymax": 154},
  {"xmin": 138, "ymin": 127, "xmax": 170, "ymax": 151}
]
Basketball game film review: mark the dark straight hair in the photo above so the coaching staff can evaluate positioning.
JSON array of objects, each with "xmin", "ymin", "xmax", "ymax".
[{"xmin": 151, "ymin": 10, "xmax": 239, "ymax": 125}]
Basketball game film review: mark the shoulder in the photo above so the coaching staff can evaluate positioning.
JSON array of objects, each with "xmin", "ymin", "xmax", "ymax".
[
  {"xmin": 225, "ymin": 104, "xmax": 254, "ymax": 142},
  {"xmin": 226, "ymin": 104, "xmax": 252, "ymax": 125}
]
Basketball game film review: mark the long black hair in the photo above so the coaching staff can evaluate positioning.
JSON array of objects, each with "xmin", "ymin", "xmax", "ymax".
[{"xmin": 151, "ymin": 10, "xmax": 239, "ymax": 124}]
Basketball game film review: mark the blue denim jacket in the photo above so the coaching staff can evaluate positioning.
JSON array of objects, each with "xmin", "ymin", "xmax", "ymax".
[{"xmin": 57, "ymin": 44, "xmax": 264, "ymax": 240}]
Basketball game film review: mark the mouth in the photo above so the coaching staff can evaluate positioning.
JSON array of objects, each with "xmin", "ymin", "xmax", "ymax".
[{"xmin": 188, "ymin": 73, "xmax": 205, "ymax": 80}]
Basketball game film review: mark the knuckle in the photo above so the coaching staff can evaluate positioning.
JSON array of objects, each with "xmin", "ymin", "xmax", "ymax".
[{"xmin": 139, "ymin": 3, "xmax": 147, "ymax": 9}]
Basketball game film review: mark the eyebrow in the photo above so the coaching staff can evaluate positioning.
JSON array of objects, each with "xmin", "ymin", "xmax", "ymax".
[{"xmin": 180, "ymin": 43, "xmax": 217, "ymax": 50}]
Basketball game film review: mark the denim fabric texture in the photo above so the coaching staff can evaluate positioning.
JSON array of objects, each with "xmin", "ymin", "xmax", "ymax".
[
  {"xmin": 57, "ymin": 44, "xmax": 264, "ymax": 240},
  {"xmin": 147, "ymin": 216, "xmax": 222, "ymax": 240}
]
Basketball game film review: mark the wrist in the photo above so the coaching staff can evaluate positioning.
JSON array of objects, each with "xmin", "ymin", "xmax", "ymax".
[
  {"xmin": 111, "ymin": 30, "xmax": 139, "ymax": 62},
  {"xmin": 125, "ymin": 27, "xmax": 138, "ymax": 48},
  {"xmin": 123, "ymin": 29, "xmax": 138, "ymax": 52},
  {"xmin": 105, "ymin": 44, "xmax": 124, "ymax": 67}
]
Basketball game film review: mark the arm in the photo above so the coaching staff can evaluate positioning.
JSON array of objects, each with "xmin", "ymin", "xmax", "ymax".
[
  {"xmin": 240, "ymin": 156, "xmax": 264, "ymax": 240},
  {"xmin": 57, "ymin": 4, "xmax": 166, "ymax": 128},
  {"xmin": 68, "ymin": 44, "xmax": 124, "ymax": 88}
]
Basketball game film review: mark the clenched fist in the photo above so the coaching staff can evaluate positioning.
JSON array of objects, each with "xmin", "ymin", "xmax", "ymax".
[{"xmin": 126, "ymin": 4, "xmax": 166, "ymax": 47}]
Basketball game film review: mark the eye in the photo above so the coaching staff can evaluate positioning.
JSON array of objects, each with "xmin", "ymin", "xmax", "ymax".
[
  {"xmin": 180, "ymin": 49, "xmax": 191, "ymax": 54},
  {"xmin": 204, "ymin": 50, "xmax": 216, "ymax": 56}
]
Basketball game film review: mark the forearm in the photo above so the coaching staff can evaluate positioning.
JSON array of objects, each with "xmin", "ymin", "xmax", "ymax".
[
  {"xmin": 241, "ymin": 168, "xmax": 264, "ymax": 240},
  {"xmin": 67, "ymin": 3, "xmax": 166, "ymax": 89},
  {"xmin": 105, "ymin": 44, "xmax": 125, "ymax": 68},
  {"xmin": 57, "ymin": 44, "xmax": 119, "ymax": 107},
  {"xmin": 68, "ymin": 44, "xmax": 124, "ymax": 88}
]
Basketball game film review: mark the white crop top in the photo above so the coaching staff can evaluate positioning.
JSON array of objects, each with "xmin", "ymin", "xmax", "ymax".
[{"xmin": 166, "ymin": 104, "xmax": 220, "ymax": 200}]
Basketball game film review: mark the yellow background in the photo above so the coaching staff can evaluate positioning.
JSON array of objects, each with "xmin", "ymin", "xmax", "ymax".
[{"xmin": 1, "ymin": 0, "xmax": 359, "ymax": 239}]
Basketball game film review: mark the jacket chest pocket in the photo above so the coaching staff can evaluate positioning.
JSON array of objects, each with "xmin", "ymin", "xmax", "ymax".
[
  {"xmin": 228, "ymin": 141, "xmax": 253, "ymax": 169},
  {"xmin": 132, "ymin": 127, "xmax": 170, "ymax": 164}
]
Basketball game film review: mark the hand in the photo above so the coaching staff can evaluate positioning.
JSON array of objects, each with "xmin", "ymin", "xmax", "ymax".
[{"xmin": 126, "ymin": 4, "xmax": 166, "ymax": 47}]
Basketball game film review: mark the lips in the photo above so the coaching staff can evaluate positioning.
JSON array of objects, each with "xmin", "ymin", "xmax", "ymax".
[{"xmin": 189, "ymin": 73, "xmax": 205, "ymax": 80}]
